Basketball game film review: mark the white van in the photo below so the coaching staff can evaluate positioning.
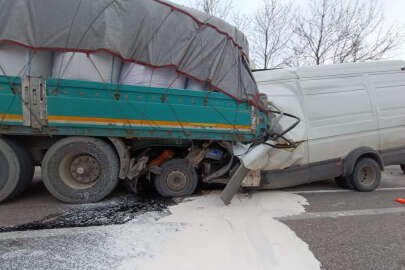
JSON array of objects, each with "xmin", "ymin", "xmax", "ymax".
[{"xmin": 251, "ymin": 60, "xmax": 405, "ymax": 191}]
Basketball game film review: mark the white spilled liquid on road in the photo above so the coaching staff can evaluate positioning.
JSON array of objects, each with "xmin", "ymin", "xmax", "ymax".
[{"xmin": 120, "ymin": 191, "xmax": 321, "ymax": 270}]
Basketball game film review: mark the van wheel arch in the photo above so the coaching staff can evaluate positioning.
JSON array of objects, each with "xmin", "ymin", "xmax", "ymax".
[{"xmin": 343, "ymin": 147, "xmax": 384, "ymax": 177}]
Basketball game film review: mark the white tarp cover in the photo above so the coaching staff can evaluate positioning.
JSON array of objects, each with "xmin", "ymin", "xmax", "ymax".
[
  {"xmin": 0, "ymin": 43, "xmax": 52, "ymax": 77},
  {"xmin": 0, "ymin": 0, "xmax": 261, "ymax": 107},
  {"xmin": 120, "ymin": 63, "xmax": 186, "ymax": 89},
  {"xmin": 52, "ymin": 52, "xmax": 122, "ymax": 83}
]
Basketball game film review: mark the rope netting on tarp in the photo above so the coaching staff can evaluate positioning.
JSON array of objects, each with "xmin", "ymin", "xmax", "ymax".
[{"xmin": 0, "ymin": 0, "xmax": 265, "ymax": 139}]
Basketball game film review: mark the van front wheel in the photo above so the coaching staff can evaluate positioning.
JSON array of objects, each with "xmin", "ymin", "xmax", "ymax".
[
  {"xmin": 401, "ymin": 164, "xmax": 405, "ymax": 173},
  {"xmin": 351, "ymin": 158, "xmax": 381, "ymax": 192}
]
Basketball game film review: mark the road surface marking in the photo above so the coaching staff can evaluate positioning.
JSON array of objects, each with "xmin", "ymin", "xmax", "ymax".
[
  {"xmin": 279, "ymin": 207, "xmax": 405, "ymax": 221},
  {"xmin": 291, "ymin": 187, "xmax": 405, "ymax": 194}
]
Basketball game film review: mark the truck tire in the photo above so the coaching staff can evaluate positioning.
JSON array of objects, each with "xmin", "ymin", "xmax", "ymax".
[
  {"xmin": 154, "ymin": 159, "xmax": 198, "ymax": 197},
  {"xmin": 401, "ymin": 164, "xmax": 405, "ymax": 173},
  {"xmin": 0, "ymin": 138, "xmax": 34, "ymax": 202},
  {"xmin": 350, "ymin": 158, "xmax": 381, "ymax": 192},
  {"xmin": 42, "ymin": 137, "xmax": 119, "ymax": 204},
  {"xmin": 334, "ymin": 176, "xmax": 354, "ymax": 189},
  {"xmin": 7, "ymin": 139, "xmax": 35, "ymax": 198}
]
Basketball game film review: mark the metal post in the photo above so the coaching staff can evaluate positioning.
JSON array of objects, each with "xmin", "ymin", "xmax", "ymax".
[{"xmin": 220, "ymin": 163, "xmax": 249, "ymax": 205}]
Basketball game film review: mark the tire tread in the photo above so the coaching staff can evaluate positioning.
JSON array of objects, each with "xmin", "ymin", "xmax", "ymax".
[{"xmin": 0, "ymin": 138, "xmax": 34, "ymax": 202}]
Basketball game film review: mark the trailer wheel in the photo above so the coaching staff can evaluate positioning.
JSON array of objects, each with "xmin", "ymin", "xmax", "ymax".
[
  {"xmin": 154, "ymin": 159, "xmax": 198, "ymax": 197},
  {"xmin": 42, "ymin": 137, "xmax": 119, "ymax": 204},
  {"xmin": 7, "ymin": 139, "xmax": 35, "ymax": 198},
  {"xmin": 401, "ymin": 164, "xmax": 405, "ymax": 174},
  {"xmin": 334, "ymin": 176, "xmax": 354, "ymax": 189},
  {"xmin": 0, "ymin": 139, "xmax": 34, "ymax": 203},
  {"xmin": 350, "ymin": 158, "xmax": 381, "ymax": 192}
]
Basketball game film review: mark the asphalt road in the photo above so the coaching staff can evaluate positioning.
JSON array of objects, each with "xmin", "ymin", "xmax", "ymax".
[
  {"xmin": 0, "ymin": 166, "xmax": 405, "ymax": 269},
  {"xmin": 281, "ymin": 166, "xmax": 405, "ymax": 270}
]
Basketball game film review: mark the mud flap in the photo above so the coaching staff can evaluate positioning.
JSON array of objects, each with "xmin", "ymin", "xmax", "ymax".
[{"xmin": 220, "ymin": 164, "xmax": 249, "ymax": 205}]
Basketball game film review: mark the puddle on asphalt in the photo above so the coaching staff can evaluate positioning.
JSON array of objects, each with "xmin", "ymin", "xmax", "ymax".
[{"xmin": 0, "ymin": 194, "xmax": 175, "ymax": 233}]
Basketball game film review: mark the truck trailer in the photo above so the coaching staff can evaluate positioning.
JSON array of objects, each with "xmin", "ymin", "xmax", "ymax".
[
  {"xmin": 0, "ymin": 0, "xmax": 277, "ymax": 204},
  {"xmin": 0, "ymin": 75, "xmax": 270, "ymax": 203}
]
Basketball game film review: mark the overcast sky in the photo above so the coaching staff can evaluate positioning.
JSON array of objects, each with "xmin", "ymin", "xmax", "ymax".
[{"xmin": 171, "ymin": 0, "xmax": 405, "ymax": 60}]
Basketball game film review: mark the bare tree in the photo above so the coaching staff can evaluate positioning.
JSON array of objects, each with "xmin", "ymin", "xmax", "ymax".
[
  {"xmin": 291, "ymin": 0, "xmax": 340, "ymax": 66},
  {"xmin": 230, "ymin": 11, "xmax": 252, "ymax": 35},
  {"xmin": 335, "ymin": 0, "xmax": 402, "ymax": 63},
  {"xmin": 186, "ymin": 0, "xmax": 258, "ymax": 70},
  {"xmin": 188, "ymin": 0, "xmax": 234, "ymax": 20},
  {"xmin": 292, "ymin": 0, "xmax": 403, "ymax": 66},
  {"xmin": 252, "ymin": 0, "xmax": 294, "ymax": 69}
]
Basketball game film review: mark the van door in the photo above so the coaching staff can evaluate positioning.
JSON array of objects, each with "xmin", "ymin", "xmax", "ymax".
[
  {"xmin": 300, "ymin": 74, "xmax": 379, "ymax": 181},
  {"xmin": 369, "ymin": 70, "xmax": 405, "ymax": 165}
]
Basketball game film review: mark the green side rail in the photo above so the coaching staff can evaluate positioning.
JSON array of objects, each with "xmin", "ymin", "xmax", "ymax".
[{"xmin": 0, "ymin": 76, "xmax": 268, "ymax": 142}]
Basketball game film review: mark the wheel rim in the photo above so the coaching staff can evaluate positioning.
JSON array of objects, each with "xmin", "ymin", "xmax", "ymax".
[
  {"xmin": 59, "ymin": 153, "xmax": 101, "ymax": 190},
  {"xmin": 166, "ymin": 170, "xmax": 188, "ymax": 192},
  {"xmin": 0, "ymin": 150, "xmax": 9, "ymax": 191},
  {"xmin": 357, "ymin": 166, "xmax": 376, "ymax": 186}
]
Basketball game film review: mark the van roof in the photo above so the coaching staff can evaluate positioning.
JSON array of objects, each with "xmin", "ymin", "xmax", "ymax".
[{"xmin": 254, "ymin": 60, "xmax": 405, "ymax": 82}]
